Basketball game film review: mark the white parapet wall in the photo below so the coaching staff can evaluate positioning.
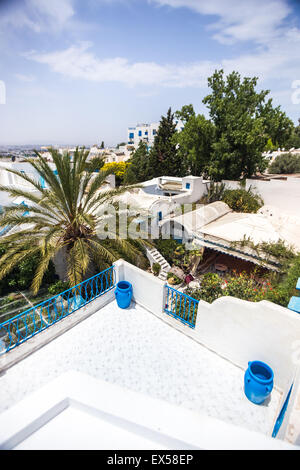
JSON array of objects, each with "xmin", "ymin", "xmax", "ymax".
[
  {"xmin": 114, "ymin": 259, "xmax": 300, "ymax": 393},
  {"xmin": 114, "ymin": 259, "xmax": 166, "ymax": 317},
  {"xmin": 194, "ymin": 296, "xmax": 300, "ymax": 392}
]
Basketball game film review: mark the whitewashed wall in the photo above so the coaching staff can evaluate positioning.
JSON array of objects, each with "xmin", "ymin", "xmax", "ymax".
[
  {"xmin": 194, "ymin": 296, "xmax": 300, "ymax": 392},
  {"xmin": 114, "ymin": 260, "xmax": 300, "ymax": 392},
  {"xmin": 172, "ymin": 176, "xmax": 206, "ymax": 205},
  {"xmin": 114, "ymin": 259, "xmax": 165, "ymax": 317}
]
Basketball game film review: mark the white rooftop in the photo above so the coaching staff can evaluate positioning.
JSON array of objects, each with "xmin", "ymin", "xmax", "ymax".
[
  {"xmin": 0, "ymin": 259, "xmax": 300, "ymax": 449},
  {"xmin": 0, "ymin": 301, "xmax": 282, "ymax": 440}
]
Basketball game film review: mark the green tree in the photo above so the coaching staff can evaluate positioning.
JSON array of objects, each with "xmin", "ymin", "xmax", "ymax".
[
  {"xmin": 285, "ymin": 120, "xmax": 300, "ymax": 150},
  {"xmin": 174, "ymin": 106, "xmax": 215, "ymax": 176},
  {"xmin": 124, "ymin": 141, "xmax": 149, "ymax": 184},
  {"xmin": 258, "ymin": 99, "xmax": 293, "ymax": 149},
  {"xmin": 175, "ymin": 104, "xmax": 195, "ymax": 124},
  {"xmin": 147, "ymin": 108, "xmax": 185, "ymax": 178},
  {"xmin": 202, "ymin": 69, "xmax": 289, "ymax": 180},
  {"xmin": 0, "ymin": 148, "xmax": 148, "ymax": 293}
]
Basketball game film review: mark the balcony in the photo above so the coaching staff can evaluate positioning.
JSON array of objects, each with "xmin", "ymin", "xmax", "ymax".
[{"xmin": 0, "ymin": 259, "xmax": 299, "ymax": 450}]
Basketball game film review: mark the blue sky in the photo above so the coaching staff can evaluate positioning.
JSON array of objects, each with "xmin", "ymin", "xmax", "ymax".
[{"xmin": 0, "ymin": 0, "xmax": 300, "ymax": 146}]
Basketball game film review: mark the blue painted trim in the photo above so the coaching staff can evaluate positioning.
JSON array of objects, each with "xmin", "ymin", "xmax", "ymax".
[
  {"xmin": 288, "ymin": 296, "xmax": 300, "ymax": 313},
  {"xmin": 272, "ymin": 384, "xmax": 293, "ymax": 438},
  {"xmin": 0, "ymin": 266, "xmax": 115, "ymax": 355},
  {"xmin": 164, "ymin": 285, "xmax": 198, "ymax": 329}
]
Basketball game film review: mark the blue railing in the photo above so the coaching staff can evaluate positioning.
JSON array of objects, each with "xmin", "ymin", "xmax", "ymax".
[
  {"xmin": 0, "ymin": 266, "xmax": 115, "ymax": 355},
  {"xmin": 164, "ymin": 286, "xmax": 199, "ymax": 329}
]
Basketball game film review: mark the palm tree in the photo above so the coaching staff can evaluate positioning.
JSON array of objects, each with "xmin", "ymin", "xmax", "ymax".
[{"xmin": 0, "ymin": 148, "xmax": 149, "ymax": 294}]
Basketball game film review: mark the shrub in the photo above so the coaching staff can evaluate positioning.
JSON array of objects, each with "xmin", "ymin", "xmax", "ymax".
[
  {"xmin": 201, "ymin": 182, "xmax": 226, "ymax": 204},
  {"xmin": 152, "ymin": 263, "xmax": 161, "ymax": 276},
  {"xmin": 102, "ymin": 162, "xmax": 130, "ymax": 185},
  {"xmin": 221, "ymin": 187, "xmax": 264, "ymax": 213},
  {"xmin": 186, "ymin": 271, "xmax": 275, "ymax": 304},
  {"xmin": 266, "ymin": 255, "xmax": 300, "ymax": 307},
  {"xmin": 257, "ymin": 240, "xmax": 296, "ymax": 265},
  {"xmin": 268, "ymin": 153, "xmax": 300, "ymax": 174},
  {"xmin": 48, "ymin": 280, "xmax": 70, "ymax": 296},
  {"xmin": 186, "ymin": 272, "xmax": 223, "ymax": 303}
]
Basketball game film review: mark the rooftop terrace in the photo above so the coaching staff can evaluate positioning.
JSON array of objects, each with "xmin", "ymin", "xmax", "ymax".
[{"xmin": 0, "ymin": 259, "xmax": 300, "ymax": 450}]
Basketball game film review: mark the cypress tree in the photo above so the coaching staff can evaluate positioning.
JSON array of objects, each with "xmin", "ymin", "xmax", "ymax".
[
  {"xmin": 124, "ymin": 141, "xmax": 149, "ymax": 184},
  {"xmin": 147, "ymin": 108, "xmax": 185, "ymax": 178}
]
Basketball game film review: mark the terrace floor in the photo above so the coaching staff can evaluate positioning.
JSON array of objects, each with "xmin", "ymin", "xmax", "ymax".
[{"xmin": 0, "ymin": 300, "xmax": 282, "ymax": 437}]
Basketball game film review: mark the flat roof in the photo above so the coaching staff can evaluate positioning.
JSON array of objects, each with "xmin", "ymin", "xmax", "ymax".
[{"xmin": 0, "ymin": 300, "xmax": 282, "ymax": 438}]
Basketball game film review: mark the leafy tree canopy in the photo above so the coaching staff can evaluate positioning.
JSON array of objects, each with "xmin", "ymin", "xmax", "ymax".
[
  {"xmin": 202, "ymin": 69, "xmax": 293, "ymax": 180},
  {"xmin": 174, "ymin": 109, "xmax": 215, "ymax": 177}
]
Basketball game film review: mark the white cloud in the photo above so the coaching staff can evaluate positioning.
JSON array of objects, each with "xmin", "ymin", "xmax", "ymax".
[
  {"xmin": 27, "ymin": 42, "xmax": 217, "ymax": 88},
  {"xmin": 26, "ymin": 26, "xmax": 300, "ymax": 91},
  {"xmin": 151, "ymin": 0, "xmax": 292, "ymax": 45},
  {"xmin": 13, "ymin": 0, "xmax": 300, "ymax": 100},
  {"xmin": 1, "ymin": 0, "xmax": 75, "ymax": 32}
]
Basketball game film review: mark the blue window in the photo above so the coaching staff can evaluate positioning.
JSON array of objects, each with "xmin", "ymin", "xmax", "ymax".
[
  {"xmin": 153, "ymin": 130, "xmax": 156, "ymax": 136},
  {"xmin": 138, "ymin": 130, "xmax": 142, "ymax": 137},
  {"xmin": 186, "ymin": 183, "xmax": 191, "ymax": 190},
  {"xmin": 145, "ymin": 131, "xmax": 148, "ymax": 136},
  {"xmin": 158, "ymin": 211, "xmax": 163, "ymax": 221},
  {"xmin": 129, "ymin": 132, "xmax": 134, "ymax": 139}
]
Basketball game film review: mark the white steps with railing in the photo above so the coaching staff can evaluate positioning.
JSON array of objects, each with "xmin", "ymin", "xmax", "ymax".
[{"xmin": 145, "ymin": 247, "xmax": 171, "ymax": 281}]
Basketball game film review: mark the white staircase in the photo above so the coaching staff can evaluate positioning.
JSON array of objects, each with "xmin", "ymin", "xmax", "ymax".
[{"xmin": 146, "ymin": 247, "xmax": 171, "ymax": 281}]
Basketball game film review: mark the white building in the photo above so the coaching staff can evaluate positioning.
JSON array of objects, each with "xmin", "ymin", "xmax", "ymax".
[
  {"xmin": 127, "ymin": 119, "xmax": 184, "ymax": 150},
  {"xmin": 160, "ymin": 201, "xmax": 300, "ymax": 270},
  {"xmin": 0, "ymin": 259, "xmax": 300, "ymax": 449}
]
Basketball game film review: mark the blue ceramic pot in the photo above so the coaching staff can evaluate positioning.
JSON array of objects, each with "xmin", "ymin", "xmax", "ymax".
[
  {"xmin": 244, "ymin": 361, "xmax": 274, "ymax": 405},
  {"xmin": 115, "ymin": 281, "xmax": 133, "ymax": 309}
]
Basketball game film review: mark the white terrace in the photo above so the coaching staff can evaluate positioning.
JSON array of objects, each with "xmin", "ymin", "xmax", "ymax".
[{"xmin": 0, "ymin": 259, "xmax": 300, "ymax": 450}]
